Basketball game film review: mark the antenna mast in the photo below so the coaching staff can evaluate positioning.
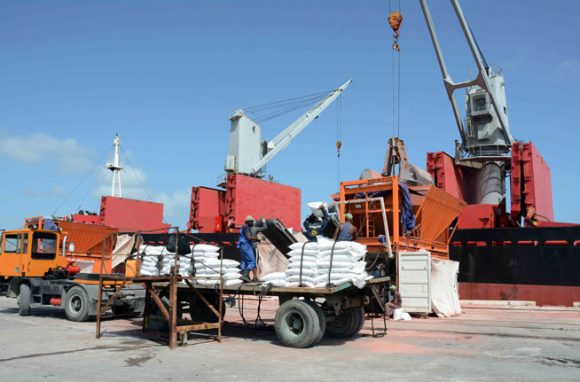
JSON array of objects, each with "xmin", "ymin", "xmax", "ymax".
[{"xmin": 106, "ymin": 134, "xmax": 123, "ymax": 197}]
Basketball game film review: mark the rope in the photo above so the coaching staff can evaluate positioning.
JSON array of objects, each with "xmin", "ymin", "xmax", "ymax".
[
  {"xmin": 119, "ymin": 147, "xmax": 159, "ymax": 205},
  {"xmin": 51, "ymin": 146, "xmax": 112, "ymax": 216},
  {"xmin": 298, "ymin": 241, "xmax": 307, "ymax": 287},
  {"xmin": 326, "ymin": 240, "xmax": 338, "ymax": 287},
  {"xmin": 243, "ymin": 90, "xmax": 331, "ymax": 124},
  {"xmin": 336, "ymin": 95, "xmax": 342, "ymax": 188},
  {"xmin": 388, "ymin": 0, "xmax": 402, "ymax": 138},
  {"xmin": 397, "ymin": 42, "xmax": 402, "ymax": 137}
]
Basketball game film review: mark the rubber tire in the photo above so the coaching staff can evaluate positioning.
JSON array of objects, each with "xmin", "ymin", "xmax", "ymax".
[
  {"xmin": 274, "ymin": 300, "xmax": 322, "ymax": 348},
  {"xmin": 325, "ymin": 307, "xmax": 365, "ymax": 339},
  {"xmin": 64, "ymin": 286, "xmax": 91, "ymax": 322},
  {"xmin": 305, "ymin": 301, "xmax": 326, "ymax": 345},
  {"xmin": 354, "ymin": 306, "xmax": 366, "ymax": 333},
  {"xmin": 18, "ymin": 284, "xmax": 31, "ymax": 316}
]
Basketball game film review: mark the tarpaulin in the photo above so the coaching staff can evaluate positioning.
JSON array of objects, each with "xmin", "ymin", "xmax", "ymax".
[
  {"xmin": 399, "ymin": 183, "xmax": 416, "ymax": 233},
  {"xmin": 112, "ymin": 234, "xmax": 136, "ymax": 269},
  {"xmin": 430, "ymin": 258, "xmax": 462, "ymax": 317}
]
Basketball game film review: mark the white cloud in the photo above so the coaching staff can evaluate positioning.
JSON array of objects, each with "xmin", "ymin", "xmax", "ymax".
[
  {"xmin": 94, "ymin": 165, "xmax": 190, "ymax": 226},
  {"xmin": 0, "ymin": 130, "xmax": 94, "ymax": 173}
]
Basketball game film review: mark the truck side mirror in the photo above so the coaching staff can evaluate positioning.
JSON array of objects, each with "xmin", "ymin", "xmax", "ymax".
[{"xmin": 69, "ymin": 242, "xmax": 75, "ymax": 253}]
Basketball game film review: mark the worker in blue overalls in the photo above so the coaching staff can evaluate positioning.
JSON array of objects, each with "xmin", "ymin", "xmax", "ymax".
[
  {"xmin": 238, "ymin": 215, "xmax": 265, "ymax": 282},
  {"xmin": 334, "ymin": 213, "xmax": 358, "ymax": 241}
]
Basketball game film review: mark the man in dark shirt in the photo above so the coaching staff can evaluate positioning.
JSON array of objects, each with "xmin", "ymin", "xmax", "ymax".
[{"xmin": 334, "ymin": 213, "xmax": 358, "ymax": 241}]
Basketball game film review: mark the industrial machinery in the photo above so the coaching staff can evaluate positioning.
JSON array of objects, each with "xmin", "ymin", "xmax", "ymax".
[
  {"xmin": 188, "ymin": 80, "xmax": 351, "ymax": 233},
  {"xmin": 419, "ymin": 0, "xmax": 580, "ymax": 305},
  {"xmin": 0, "ymin": 217, "xmax": 145, "ymax": 321}
]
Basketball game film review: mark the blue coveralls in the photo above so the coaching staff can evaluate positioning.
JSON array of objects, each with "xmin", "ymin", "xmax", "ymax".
[
  {"xmin": 337, "ymin": 222, "xmax": 353, "ymax": 241},
  {"xmin": 237, "ymin": 224, "xmax": 256, "ymax": 272}
]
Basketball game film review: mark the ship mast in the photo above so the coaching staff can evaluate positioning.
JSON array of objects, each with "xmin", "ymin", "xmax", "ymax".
[{"xmin": 106, "ymin": 134, "xmax": 123, "ymax": 197}]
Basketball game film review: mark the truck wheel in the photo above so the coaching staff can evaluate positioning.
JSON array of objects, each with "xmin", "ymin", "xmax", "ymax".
[
  {"xmin": 274, "ymin": 300, "xmax": 322, "ymax": 348},
  {"xmin": 18, "ymin": 284, "xmax": 31, "ymax": 316},
  {"xmin": 325, "ymin": 307, "xmax": 365, "ymax": 339},
  {"xmin": 305, "ymin": 301, "xmax": 326, "ymax": 345},
  {"xmin": 64, "ymin": 286, "xmax": 90, "ymax": 322}
]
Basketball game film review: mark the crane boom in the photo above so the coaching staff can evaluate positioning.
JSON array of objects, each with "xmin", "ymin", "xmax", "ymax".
[
  {"xmin": 251, "ymin": 80, "xmax": 351, "ymax": 174},
  {"xmin": 225, "ymin": 80, "xmax": 351, "ymax": 177},
  {"xmin": 419, "ymin": 0, "xmax": 513, "ymax": 158}
]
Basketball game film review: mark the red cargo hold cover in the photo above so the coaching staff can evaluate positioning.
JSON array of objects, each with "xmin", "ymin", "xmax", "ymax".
[
  {"xmin": 225, "ymin": 174, "xmax": 301, "ymax": 230},
  {"xmin": 188, "ymin": 186, "xmax": 225, "ymax": 233},
  {"xmin": 511, "ymin": 142, "xmax": 554, "ymax": 223},
  {"xmin": 100, "ymin": 196, "xmax": 170, "ymax": 233}
]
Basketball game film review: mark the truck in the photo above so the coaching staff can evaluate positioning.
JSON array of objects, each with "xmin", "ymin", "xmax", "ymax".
[{"xmin": 0, "ymin": 219, "xmax": 145, "ymax": 321}]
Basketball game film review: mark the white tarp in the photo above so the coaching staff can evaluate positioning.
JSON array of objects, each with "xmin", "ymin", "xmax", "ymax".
[
  {"xmin": 112, "ymin": 234, "xmax": 136, "ymax": 269},
  {"xmin": 256, "ymin": 235, "xmax": 289, "ymax": 279},
  {"xmin": 430, "ymin": 258, "xmax": 462, "ymax": 317}
]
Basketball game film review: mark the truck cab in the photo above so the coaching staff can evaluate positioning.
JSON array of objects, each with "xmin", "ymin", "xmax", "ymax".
[{"xmin": 0, "ymin": 229, "xmax": 69, "ymax": 280}]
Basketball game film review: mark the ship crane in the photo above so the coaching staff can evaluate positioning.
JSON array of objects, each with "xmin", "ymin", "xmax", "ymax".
[
  {"xmin": 420, "ymin": 0, "xmax": 515, "ymax": 205},
  {"xmin": 419, "ymin": 0, "xmax": 514, "ymax": 160},
  {"xmin": 225, "ymin": 80, "xmax": 351, "ymax": 177}
]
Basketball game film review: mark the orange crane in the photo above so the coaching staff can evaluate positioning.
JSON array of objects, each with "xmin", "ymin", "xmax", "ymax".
[{"xmin": 0, "ymin": 217, "xmax": 144, "ymax": 321}]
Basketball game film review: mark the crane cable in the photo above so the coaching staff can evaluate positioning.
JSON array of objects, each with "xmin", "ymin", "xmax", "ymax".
[
  {"xmin": 388, "ymin": 0, "xmax": 403, "ymax": 137},
  {"xmin": 336, "ymin": 94, "xmax": 342, "ymax": 187}
]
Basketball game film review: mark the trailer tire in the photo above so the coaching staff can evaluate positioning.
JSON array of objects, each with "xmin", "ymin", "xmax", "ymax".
[
  {"xmin": 325, "ymin": 307, "xmax": 365, "ymax": 339},
  {"xmin": 18, "ymin": 283, "xmax": 31, "ymax": 316},
  {"xmin": 305, "ymin": 301, "xmax": 326, "ymax": 345},
  {"xmin": 64, "ymin": 286, "xmax": 90, "ymax": 322},
  {"xmin": 275, "ymin": 300, "xmax": 322, "ymax": 348}
]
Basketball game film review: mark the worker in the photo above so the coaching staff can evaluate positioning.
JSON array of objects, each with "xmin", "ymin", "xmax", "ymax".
[
  {"xmin": 334, "ymin": 213, "xmax": 358, "ymax": 241},
  {"xmin": 237, "ymin": 216, "xmax": 266, "ymax": 282},
  {"xmin": 386, "ymin": 285, "xmax": 402, "ymax": 318}
]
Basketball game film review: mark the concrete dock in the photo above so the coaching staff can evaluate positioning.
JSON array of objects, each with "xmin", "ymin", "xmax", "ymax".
[{"xmin": 1, "ymin": 296, "xmax": 579, "ymax": 381}]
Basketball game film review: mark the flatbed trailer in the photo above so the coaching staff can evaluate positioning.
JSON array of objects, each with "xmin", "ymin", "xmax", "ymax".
[{"xmin": 96, "ymin": 274, "xmax": 389, "ymax": 349}]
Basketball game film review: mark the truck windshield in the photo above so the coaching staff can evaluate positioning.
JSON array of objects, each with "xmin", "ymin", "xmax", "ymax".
[{"xmin": 31, "ymin": 232, "xmax": 57, "ymax": 260}]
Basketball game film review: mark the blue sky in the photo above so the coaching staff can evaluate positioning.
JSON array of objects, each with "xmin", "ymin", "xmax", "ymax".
[{"xmin": 1, "ymin": 0, "xmax": 579, "ymax": 229}]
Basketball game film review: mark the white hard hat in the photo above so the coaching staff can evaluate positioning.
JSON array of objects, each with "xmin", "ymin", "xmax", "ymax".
[{"xmin": 245, "ymin": 215, "xmax": 255, "ymax": 222}]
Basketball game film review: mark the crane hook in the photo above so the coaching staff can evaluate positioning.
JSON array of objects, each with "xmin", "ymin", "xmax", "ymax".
[{"xmin": 388, "ymin": 11, "xmax": 403, "ymax": 51}]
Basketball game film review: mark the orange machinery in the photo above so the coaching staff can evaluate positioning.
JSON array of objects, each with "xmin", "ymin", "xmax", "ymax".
[
  {"xmin": 23, "ymin": 217, "xmax": 138, "ymax": 276},
  {"xmin": 1, "ymin": 218, "xmax": 144, "ymax": 321},
  {"xmin": 338, "ymin": 176, "xmax": 465, "ymax": 259}
]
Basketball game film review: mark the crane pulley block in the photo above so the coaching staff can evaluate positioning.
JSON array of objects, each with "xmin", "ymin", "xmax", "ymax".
[
  {"xmin": 388, "ymin": 11, "xmax": 403, "ymax": 51},
  {"xmin": 388, "ymin": 11, "xmax": 403, "ymax": 37}
]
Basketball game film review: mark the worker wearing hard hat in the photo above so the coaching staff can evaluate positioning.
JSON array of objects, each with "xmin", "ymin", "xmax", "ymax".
[
  {"xmin": 237, "ymin": 215, "xmax": 267, "ymax": 282},
  {"xmin": 334, "ymin": 213, "xmax": 358, "ymax": 241}
]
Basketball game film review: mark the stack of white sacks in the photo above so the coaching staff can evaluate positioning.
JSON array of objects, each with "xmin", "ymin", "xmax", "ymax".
[
  {"xmin": 139, "ymin": 244, "xmax": 243, "ymax": 287},
  {"xmin": 139, "ymin": 245, "xmax": 193, "ymax": 277},
  {"xmin": 191, "ymin": 244, "xmax": 243, "ymax": 287},
  {"xmin": 261, "ymin": 237, "xmax": 372, "ymax": 288}
]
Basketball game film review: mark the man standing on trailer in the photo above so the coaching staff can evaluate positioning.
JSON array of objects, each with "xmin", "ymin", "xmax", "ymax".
[
  {"xmin": 334, "ymin": 213, "xmax": 358, "ymax": 241},
  {"xmin": 238, "ymin": 216, "xmax": 266, "ymax": 282}
]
